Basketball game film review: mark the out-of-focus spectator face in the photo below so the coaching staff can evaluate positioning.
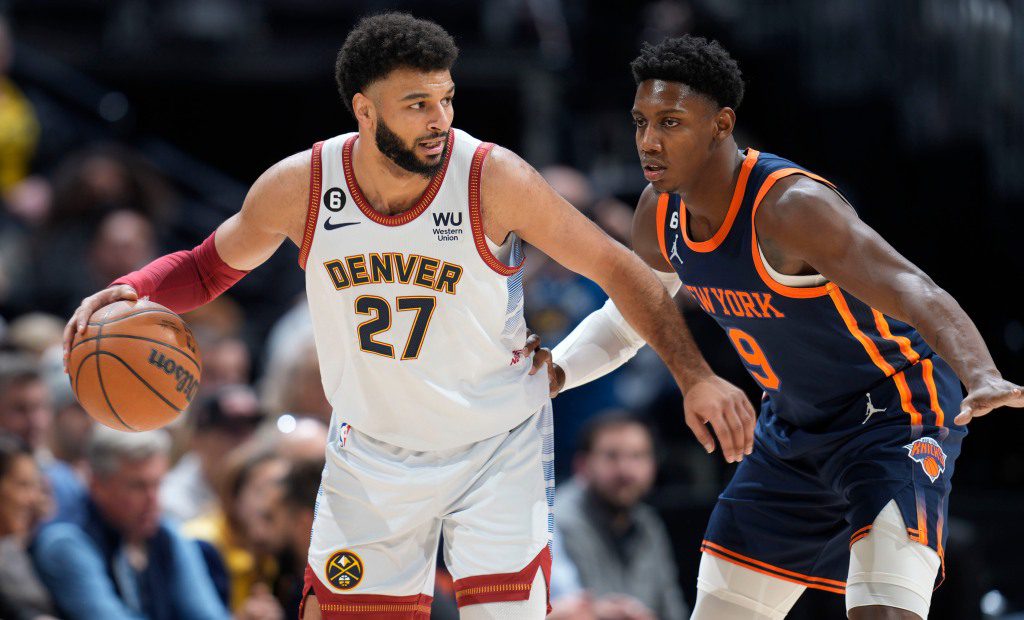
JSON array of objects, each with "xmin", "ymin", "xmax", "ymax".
[
  {"xmin": 541, "ymin": 165, "xmax": 595, "ymax": 215},
  {"xmin": 201, "ymin": 338, "xmax": 251, "ymax": 393},
  {"xmin": 8, "ymin": 313, "xmax": 65, "ymax": 360},
  {"xmin": 51, "ymin": 399, "xmax": 94, "ymax": 465},
  {"xmin": 0, "ymin": 451, "xmax": 42, "ymax": 537},
  {"xmin": 91, "ymin": 452, "xmax": 168, "ymax": 541},
  {"xmin": 276, "ymin": 416, "xmax": 328, "ymax": 461},
  {"xmin": 236, "ymin": 456, "xmax": 289, "ymax": 555},
  {"xmin": 89, "ymin": 209, "xmax": 156, "ymax": 285},
  {"xmin": 0, "ymin": 376, "xmax": 52, "ymax": 451},
  {"xmin": 192, "ymin": 385, "xmax": 263, "ymax": 487},
  {"xmin": 579, "ymin": 422, "xmax": 656, "ymax": 510},
  {"xmin": 281, "ymin": 343, "xmax": 331, "ymax": 423}
]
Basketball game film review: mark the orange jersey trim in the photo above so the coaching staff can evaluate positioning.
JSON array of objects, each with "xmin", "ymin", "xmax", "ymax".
[
  {"xmin": 298, "ymin": 141, "xmax": 325, "ymax": 270},
  {"xmin": 871, "ymin": 309, "xmax": 921, "ymax": 365},
  {"xmin": 921, "ymin": 358, "xmax": 946, "ymax": 427},
  {"xmin": 467, "ymin": 143, "xmax": 524, "ymax": 276},
  {"xmin": 342, "ymin": 132, "xmax": 454, "ymax": 227},
  {"xmin": 829, "ymin": 288, "xmax": 897, "ymax": 376},
  {"xmin": 682, "ymin": 149, "xmax": 759, "ymax": 252},
  {"xmin": 750, "ymin": 166, "xmax": 837, "ymax": 298},
  {"xmin": 700, "ymin": 540, "xmax": 846, "ymax": 594},
  {"xmin": 655, "ymin": 192, "xmax": 671, "ymax": 263}
]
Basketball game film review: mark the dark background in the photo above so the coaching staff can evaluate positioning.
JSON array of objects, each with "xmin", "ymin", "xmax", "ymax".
[{"xmin": 3, "ymin": 0, "xmax": 1023, "ymax": 617}]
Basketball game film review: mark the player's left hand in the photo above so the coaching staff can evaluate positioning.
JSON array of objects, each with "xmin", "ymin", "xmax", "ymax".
[
  {"xmin": 684, "ymin": 374, "xmax": 756, "ymax": 463},
  {"xmin": 955, "ymin": 378, "xmax": 1024, "ymax": 425}
]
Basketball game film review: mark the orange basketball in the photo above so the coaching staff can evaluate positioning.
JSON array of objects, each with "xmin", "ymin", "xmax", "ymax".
[{"xmin": 67, "ymin": 299, "xmax": 202, "ymax": 432}]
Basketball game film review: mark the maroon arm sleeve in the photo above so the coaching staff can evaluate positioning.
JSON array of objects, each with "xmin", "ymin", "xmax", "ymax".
[{"xmin": 111, "ymin": 231, "xmax": 250, "ymax": 314}]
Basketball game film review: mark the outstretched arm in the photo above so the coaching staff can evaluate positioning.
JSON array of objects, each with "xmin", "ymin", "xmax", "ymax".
[
  {"xmin": 62, "ymin": 150, "xmax": 310, "ymax": 366},
  {"xmin": 757, "ymin": 175, "xmax": 1023, "ymax": 424},
  {"xmin": 483, "ymin": 152, "xmax": 755, "ymax": 462}
]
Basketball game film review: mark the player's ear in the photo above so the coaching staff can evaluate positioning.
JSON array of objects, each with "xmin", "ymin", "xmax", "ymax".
[
  {"xmin": 352, "ymin": 93, "xmax": 375, "ymax": 130},
  {"xmin": 713, "ymin": 107, "xmax": 736, "ymax": 143}
]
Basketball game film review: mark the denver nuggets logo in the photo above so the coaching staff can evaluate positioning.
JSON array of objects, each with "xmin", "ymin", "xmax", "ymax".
[
  {"xmin": 325, "ymin": 550, "xmax": 364, "ymax": 590},
  {"xmin": 904, "ymin": 437, "xmax": 947, "ymax": 483}
]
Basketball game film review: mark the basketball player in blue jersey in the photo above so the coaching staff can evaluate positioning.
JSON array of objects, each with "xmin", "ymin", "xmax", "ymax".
[{"xmin": 550, "ymin": 36, "xmax": 1024, "ymax": 619}]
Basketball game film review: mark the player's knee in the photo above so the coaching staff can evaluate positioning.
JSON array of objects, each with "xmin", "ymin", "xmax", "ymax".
[
  {"xmin": 300, "ymin": 594, "xmax": 322, "ymax": 620},
  {"xmin": 847, "ymin": 604, "xmax": 922, "ymax": 620}
]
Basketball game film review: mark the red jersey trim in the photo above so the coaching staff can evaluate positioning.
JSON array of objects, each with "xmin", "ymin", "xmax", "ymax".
[
  {"xmin": 299, "ymin": 141, "xmax": 325, "ymax": 270},
  {"xmin": 342, "ymin": 131, "xmax": 455, "ymax": 227},
  {"xmin": 301, "ymin": 565, "xmax": 431, "ymax": 618},
  {"xmin": 453, "ymin": 546, "xmax": 551, "ymax": 610},
  {"xmin": 468, "ymin": 142, "xmax": 524, "ymax": 277},
  {"xmin": 682, "ymin": 148, "xmax": 759, "ymax": 252},
  {"xmin": 749, "ymin": 166, "xmax": 838, "ymax": 298}
]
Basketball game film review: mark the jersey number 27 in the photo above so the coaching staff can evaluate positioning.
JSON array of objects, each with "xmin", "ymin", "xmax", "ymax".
[{"xmin": 355, "ymin": 296, "xmax": 436, "ymax": 360}]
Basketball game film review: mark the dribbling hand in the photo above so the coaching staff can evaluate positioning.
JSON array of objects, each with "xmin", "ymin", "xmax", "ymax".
[{"xmin": 62, "ymin": 284, "xmax": 139, "ymax": 373}]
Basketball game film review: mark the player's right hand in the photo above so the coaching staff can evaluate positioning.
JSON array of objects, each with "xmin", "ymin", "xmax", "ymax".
[
  {"xmin": 62, "ymin": 284, "xmax": 139, "ymax": 373},
  {"xmin": 683, "ymin": 374, "xmax": 756, "ymax": 463}
]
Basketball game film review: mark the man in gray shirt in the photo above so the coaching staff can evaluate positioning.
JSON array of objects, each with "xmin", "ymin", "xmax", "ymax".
[{"xmin": 554, "ymin": 412, "xmax": 688, "ymax": 620}]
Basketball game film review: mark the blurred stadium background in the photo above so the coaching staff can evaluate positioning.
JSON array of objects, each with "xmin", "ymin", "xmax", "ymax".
[{"xmin": 0, "ymin": 1, "xmax": 1022, "ymax": 618}]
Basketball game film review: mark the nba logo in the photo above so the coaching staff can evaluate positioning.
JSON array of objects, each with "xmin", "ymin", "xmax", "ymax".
[
  {"xmin": 904, "ymin": 437, "xmax": 947, "ymax": 483},
  {"xmin": 339, "ymin": 423, "xmax": 352, "ymax": 447}
]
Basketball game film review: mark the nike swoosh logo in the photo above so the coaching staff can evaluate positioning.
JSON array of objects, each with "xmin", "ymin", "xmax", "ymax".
[{"xmin": 324, "ymin": 219, "xmax": 359, "ymax": 231}]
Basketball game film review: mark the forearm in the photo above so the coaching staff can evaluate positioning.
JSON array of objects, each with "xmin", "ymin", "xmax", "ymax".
[
  {"xmin": 553, "ymin": 270, "xmax": 682, "ymax": 391},
  {"xmin": 112, "ymin": 231, "xmax": 249, "ymax": 314},
  {"xmin": 599, "ymin": 255, "xmax": 711, "ymax": 391},
  {"xmin": 905, "ymin": 285, "xmax": 999, "ymax": 390}
]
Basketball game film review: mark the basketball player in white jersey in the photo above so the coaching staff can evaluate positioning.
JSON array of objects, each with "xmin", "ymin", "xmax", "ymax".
[{"xmin": 62, "ymin": 13, "xmax": 755, "ymax": 619}]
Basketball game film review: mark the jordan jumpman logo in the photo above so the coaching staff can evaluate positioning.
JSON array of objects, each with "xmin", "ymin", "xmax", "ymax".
[{"xmin": 863, "ymin": 393, "xmax": 886, "ymax": 424}]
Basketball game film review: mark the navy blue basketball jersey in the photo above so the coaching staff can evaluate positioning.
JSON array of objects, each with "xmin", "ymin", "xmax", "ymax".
[{"xmin": 658, "ymin": 149, "xmax": 948, "ymax": 429}]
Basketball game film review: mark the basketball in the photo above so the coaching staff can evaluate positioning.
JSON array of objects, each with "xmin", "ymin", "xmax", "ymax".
[{"xmin": 67, "ymin": 300, "xmax": 202, "ymax": 432}]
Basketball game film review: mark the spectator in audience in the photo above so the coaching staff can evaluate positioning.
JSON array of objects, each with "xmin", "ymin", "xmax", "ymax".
[
  {"xmin": 265, "ymin": 457, "xmax": 325, "ymax": 620},
  {"xmin": 184, "ymin": 441, "xmax": 288, "ymax": 613},
  {"xmin": 161, "ymin": 384, "xmax": 264, "ymax": 522},
  {"xmin": 39, "ymin": 381, "xmax": 91, "ymax": 524},
  {"xmin": 548, "ymin": 525, "xmax": 597, "ymax": 620},
  {"xmin": 0, "ymin": 432, "xmax": 56, "ymax": 620},
  {"xmin": 200, "ymin": 336, "xmax": 252, "ymax": 396},
  {"xmin": 6, "ymin": 313, "xmax": 63, "ymax": 360},
  {"xmin": 32, "ymin": 426, "xmax": 244, "ymax": 619},
  {"xmin": 0, "ymin": 353, "xmax": 52, "ymax": 453},
  {"xmin": 0, "ymin": 14, "xmax": 40, "ymax": 193},
  {"xmin": 260, "ymin": 336, "xmax": 330, "ymax": 424},
  {"xmin": 555, "ymin": 411, "xmax": 688, "ymax": 620}
]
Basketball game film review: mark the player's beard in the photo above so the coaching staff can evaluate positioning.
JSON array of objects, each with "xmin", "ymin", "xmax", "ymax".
[{"xmin": 375, "ymin": 120, "xmax": 448, "ymax": 178}]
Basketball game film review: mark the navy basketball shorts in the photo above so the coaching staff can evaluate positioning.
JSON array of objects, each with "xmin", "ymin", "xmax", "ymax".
[{"xmin": 702, "ymin": 355, "xmax": 966, "ymax": 595}]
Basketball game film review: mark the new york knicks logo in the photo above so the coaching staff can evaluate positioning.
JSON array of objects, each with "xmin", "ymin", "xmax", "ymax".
[
  {"xmin": 904, "ymin": 437, "xmax": 947, "ymax": 483},
  {"xmin": 325, "ymin": 550, "xmax": 363, "ymax": 590}
]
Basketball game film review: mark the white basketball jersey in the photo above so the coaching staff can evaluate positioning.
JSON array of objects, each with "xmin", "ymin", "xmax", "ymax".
[{"xmin": 299, "ymin": 128, "xmax": 549, "ymax": 451}]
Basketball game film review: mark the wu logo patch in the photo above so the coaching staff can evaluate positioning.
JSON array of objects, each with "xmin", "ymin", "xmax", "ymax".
[
  {"xmin": 325, "ymin": 550, "xmax": 364, "ymax": 590},
  {"xmin": 904, "ymin": 437, "xmax": 947, "ymax": 483},
  {"xmin": 432, "ymin": 211, "xmax": 462, "ymax": 227},
  {"xmin": 432, "ymin": 211, "xmax": 464, "ymax": 241}
]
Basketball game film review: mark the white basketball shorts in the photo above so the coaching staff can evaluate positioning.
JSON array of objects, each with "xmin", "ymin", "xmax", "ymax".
[{"xmin": 302, "ymin": 403, "xmax": 554, "ymax": 618}]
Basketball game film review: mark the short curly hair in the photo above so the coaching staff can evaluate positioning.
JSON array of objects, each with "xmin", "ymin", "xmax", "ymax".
[
  {"xmin": 335, "ymin": 12, "xmax": 459, "ymax": 115},
  {"xmin": 630, "ymin": 35, "xmax": 744, "ymax": 110}
]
